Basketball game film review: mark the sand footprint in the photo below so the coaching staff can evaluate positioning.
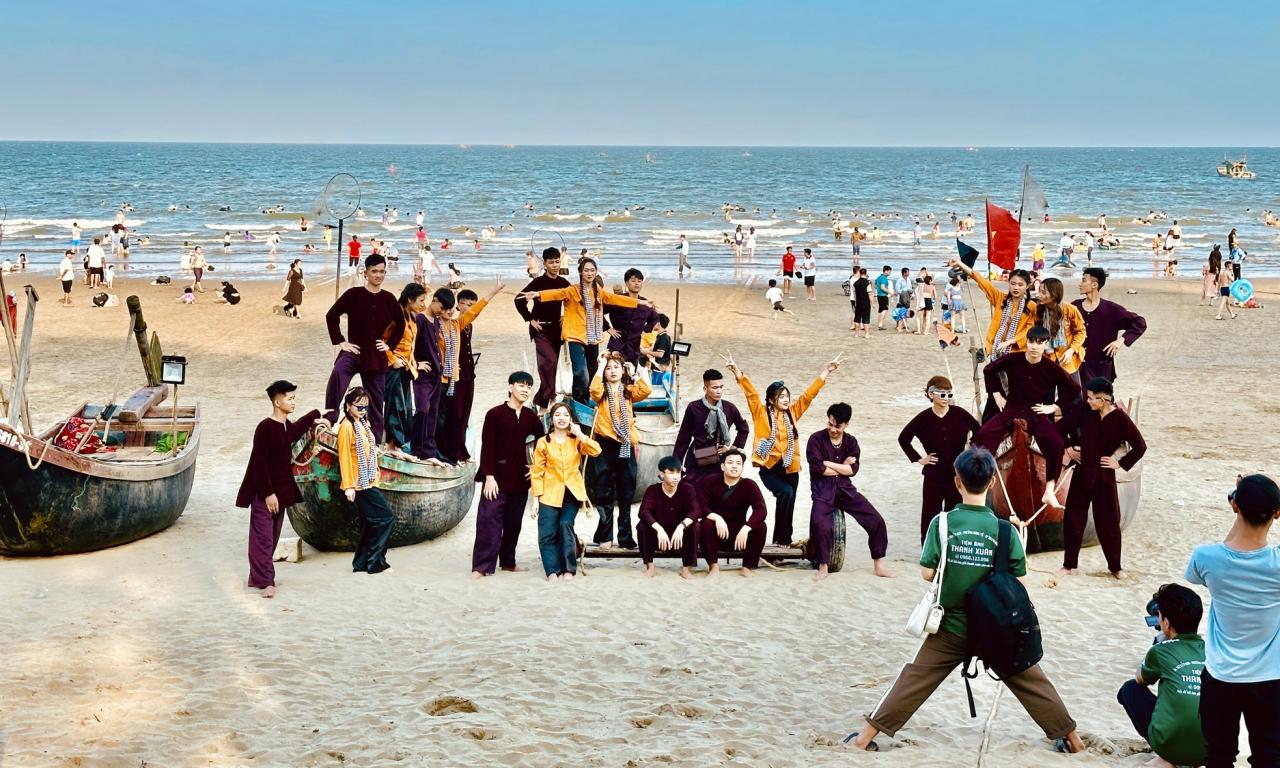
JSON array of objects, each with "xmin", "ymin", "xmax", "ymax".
[{"xmin": 423, "ymin": 695, "xmax": 478, "ymax": 716}]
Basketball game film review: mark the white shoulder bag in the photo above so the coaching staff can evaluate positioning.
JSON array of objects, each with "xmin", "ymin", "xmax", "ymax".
[{"xmin": 905, "ymin": 509, "xmax": 948, "ymax": 637}]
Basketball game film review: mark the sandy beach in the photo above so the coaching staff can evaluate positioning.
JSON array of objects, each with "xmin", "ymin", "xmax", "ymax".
[{"xmin": 1, "ymin": 270, "xmax": 1277, "ymax": 767}]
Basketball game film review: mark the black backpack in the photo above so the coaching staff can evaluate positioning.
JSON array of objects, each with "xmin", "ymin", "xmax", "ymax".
[{"xmin": 960, "ymin": 520, "xmax": 1043, "ymax": 717}]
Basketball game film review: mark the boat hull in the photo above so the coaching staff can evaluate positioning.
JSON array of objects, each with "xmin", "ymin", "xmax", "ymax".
[
  {"xmin": 0, "ymin": 429, "xmax": 198, "ymax": 556},
  {"xmin": 289, "ymin": 432, "xmax": 476, "ymax": 552},
  {"xmin": 991, "ymin": 431, "xmax": 1142, "ymax": 555},
  {"xmin": 633, "ymin": 414, "xmax": 679, "ymax": 503}
]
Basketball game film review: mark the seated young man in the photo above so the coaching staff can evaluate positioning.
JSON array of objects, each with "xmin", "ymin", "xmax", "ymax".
[
  {"xmin": 848, "ymin": 447, "xmax": 1084, "ymax": 754},
  {"xmin": 805, "ymin": 402, "xmax": 890, "ymax": 580},
  {"xmin": 973, "ymin": 325, "xmax": 1080, "ymax": 507},
  {"xmin": 636, "ymin": 455, "xmax": 700, "ymax": 579},
  {"xmin": 1116, "ymin": 583, "xmax": 1207, "ymax": 768},
  {"xmin": 696, "ymin": 449, "xmax": 768, "ymax": 577}
]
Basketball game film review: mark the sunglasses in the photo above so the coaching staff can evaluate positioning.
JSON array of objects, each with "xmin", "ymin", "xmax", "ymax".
[
  {"xmin": 929, "ymin": 389, "xmax": 955, "ymax": 400},
  {"xmin": 1228, "ymin": 489, "xmax": 1237, "ymax": 504},
  {"xmin": 353, "ymin": 404, "xmax": 369, "ymax": 412}
]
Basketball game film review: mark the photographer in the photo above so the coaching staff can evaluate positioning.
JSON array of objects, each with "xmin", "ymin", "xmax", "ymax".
[
  {"xmin": 1185, "ymin": 473, "xmax": 1280, "ymax": 768},
  {"xmin": 1116, "ymin": 584, "xmax": 1206, "ymax": 768}
]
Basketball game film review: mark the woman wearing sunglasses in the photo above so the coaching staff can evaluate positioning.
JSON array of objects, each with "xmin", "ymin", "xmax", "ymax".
[
  {"xmin": 897, "ymin": 376, "xmax": 980, "ymax": 543},
  {"xmin": 337, "ymin": 387, "xmax": 395, "ymax": 574}
]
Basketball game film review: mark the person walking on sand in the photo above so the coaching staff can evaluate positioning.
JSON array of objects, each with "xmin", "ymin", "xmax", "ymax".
[
  {"xmin": 915, "ymin": 275, "xmax": 936, "ymax": 335},
  {"xmin": 765, "ymin": 279, "xmax": 794, "ymax": 320},
  {"xmin": 282, "ymin": 259, "xmax": 305, "ymax": 318},
  {"xmin": 190, "ymin": 246, "xmax": 207, "ymax": 293},
  {"xmin": 58, "ymin": 249, "xmax": 75, "ymax": 306},
  {"xmin": 676, "ymin": 234, "xmax": 692, "ymax": 277},
  {"xmin": 802, "ymin": 248, "xmax": 817, "ymax": 301},
  {"xmin": 336, "ymin": 387, "xmax": 395, "ymax": 574},
  {"xmin": 874, "ymin": 265, "xmax": 892, "ymax": 329},
  {"xmin": 347, "ymin": 235, "xmax": 362, "ymax": 273},
  {"xmin": 847, "ymin": 447, "xmax": 1086, "ymax": 754},
  {"xmin": 530, "ymin": 402, "xmax": 602, "ymax": 581},
  {"xmin": 236, "ymin": 380, "xmax": 328, "ymax": 597},
  {"xmin": 1215, "ymin": 261, "xmax": 1238, "ymax": 320},
  {"xmin": 779, "ymin": 246, "xmax": 797, "ymax": 298},
  {"xmin": 851, "ymin": 267, "xmax": 871, "ymax": 337}
]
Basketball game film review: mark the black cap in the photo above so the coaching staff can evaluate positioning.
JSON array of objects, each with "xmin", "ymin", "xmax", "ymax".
[
  {"xmin": 1234, "ymin": 474, "xmax": 1280, "ymax": 519},
  {"xmin": 266, "ymin": 380, "xmax": 297, "ymax": 400}
]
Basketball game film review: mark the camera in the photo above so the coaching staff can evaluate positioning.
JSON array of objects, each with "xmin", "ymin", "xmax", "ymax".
[{"xmin": 1144, "ymin": 598, "xmax": 1160, "ymax": 628}]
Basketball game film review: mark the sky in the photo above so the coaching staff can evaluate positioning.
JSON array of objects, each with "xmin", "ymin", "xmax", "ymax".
[{"xmin": 5, "ymin": 0, "xmax": 1278, "ymax": 146}]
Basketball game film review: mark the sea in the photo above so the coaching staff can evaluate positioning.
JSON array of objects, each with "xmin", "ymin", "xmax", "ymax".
[{"xmin": 0, "ymin": 143, "xmax": 1277, "ymax": 282}]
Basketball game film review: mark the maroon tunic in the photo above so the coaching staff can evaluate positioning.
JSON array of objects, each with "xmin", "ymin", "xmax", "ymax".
[
  {"xmin": 638, "ymin": 482, "xmax": 702, "ymax": 530},
  {"xmin": 1057, "ymin": 403, "xmax": 1147, "ymax": 489},
  {"xmin": 476, "ymin": 403, "xmax": 545, "ymax": 493},
  {"xmin": 982, "ymin": 353, "xmax": 1078, "ymax": 414},
  {"xmin": 235, "ymin": 410, "xmax": 321, "ymax": 508},
  {"xmin": 325, "ymin": 286, "xmax": 403, "ymax": 372},
  {"xmin": 515, "ymin": 273, "xmax": 570, "ymax": 340},
  {"xmin": 898, "ymin": 407, "xmax": 980, "ymax": 483},
  {"xmin": 1071, "ymin": 297, "xmax": 1147, "ymax": 384},
  {"xmin": 695, "ymin": 475, "xmax": 767, "ymax": 529}
]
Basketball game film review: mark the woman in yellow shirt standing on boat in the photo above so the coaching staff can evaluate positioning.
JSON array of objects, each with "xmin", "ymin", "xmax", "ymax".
[
  {"xmin": 721, "ymin": 351, "xmax": 843, "ymax": 546},
  {"xmin": 1034, "ymin": 277, "xmax": 1087, "ymax": 384},
  {"xmin": 336, "ymin": 387, "xmax": 395, "ymax": 574},
  {"xmin": 530, "ymin": 401, "xmax": 602, "ymax": 581}
]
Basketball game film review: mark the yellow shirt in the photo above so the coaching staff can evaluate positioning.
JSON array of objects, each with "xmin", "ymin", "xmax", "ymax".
[
  {"xmin": 972, "ymin": 271, "xmax": 1038, "ymax": 355},
  {"xmin": 1045, "ymin": 302, "xmax": 1087, "ymax": 374},
  {"xmin": 537, "ymin": 284, "xmax": 638, "ymax": 344},
  {"xmin": 336, "ymin": 420, "xmax": 379, "ymax": 491},
  {"xmin": 738, "ymin": 374, "xmax": 826, "ymax": 473},
  {"xmin": 438, "ymin": 298, "xmax": 488, "ymax": 384},
  {"xmin": 530, "ymin": 433, "xmax": 602, "ymax": 507},
  {"xmin": 589, "ymin": 374, "xmax": 652, "ymax": 447},
  {"xmin": 385, "ymin": 312, "xmax": 418, "ymax": 379}
]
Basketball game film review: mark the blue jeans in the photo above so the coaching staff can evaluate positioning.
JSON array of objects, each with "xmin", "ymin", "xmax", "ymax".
[
  {"xmin": 537, "ymin": 496, "xmax": 581, "ymax": 576},
  {"xmin": 567, "ymin": 341, "xmax": 599, "ymax": 404}
]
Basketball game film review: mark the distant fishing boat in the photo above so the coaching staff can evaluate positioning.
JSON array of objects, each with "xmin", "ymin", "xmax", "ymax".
[
  {"xmin": 1216, "ymin": 157, "xmax": 1255, "ymax": 179},
  {"xmin": 741, "ymin": 151, "xmax": 752, "ymax": 157}
]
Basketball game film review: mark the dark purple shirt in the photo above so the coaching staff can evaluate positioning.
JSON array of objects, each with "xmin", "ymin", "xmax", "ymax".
[
  {"xmin": 898, "ymin": 406, "xmax": 980, "ymax": 482},
  {"xmin": 638, "ymin": 482, "xmax": 702, "ymax": 530},
  {"xmin": 605, "ymin": 297, "xmax": 659, "ymax": 363},
  {"xmin": 695, "ymin": 475, "xmax": 767, "ymax": 530},
  {"xmin": 1057, "ymin": 403, "xmax": 1147, "ymax": 489},
  {"xmin": 235, "ymin": 410, "xmax": 321, "ymax": 508},
  {"xmin": 673, "ymin": 398, "xmax": 749, "ymax": 474},
  {"xmin": 806, "ymin": 430, "xmax": 861, "ymax": 504},
  {"xmin": 983, "ymin": 353, "xmax": 1079, "ymax": 414},
  {"xmin": 516, "ymin": 273, "xmax": 570, "ymax": 340},
  {"xmin": 1071, "ymin": 297, "xmax": 1147, "ymax": 383},
  {"xmin": 412, "ymin": 312, "xmax": 443, "ymax": 370},
  {"xmin": 477, "ymin": 402, "xmax": 544, "ymax": 493},
  {"xmin": 325, "ymin": 286, "xmax": 403, "ymax": 372}
]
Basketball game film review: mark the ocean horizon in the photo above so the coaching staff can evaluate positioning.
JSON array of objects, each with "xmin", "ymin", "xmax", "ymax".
[{"xmin": 1, "ymin": 142, "xmax": 1276, "ymax": 281}]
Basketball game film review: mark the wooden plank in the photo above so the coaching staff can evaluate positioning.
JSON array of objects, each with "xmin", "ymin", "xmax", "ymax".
[
  {"xmin": 582, "ymin": 543, "xmax": 807, "ymax": 560},
  {"xmin": 116, "ymin": 386, "xmax": 168, "ymax": 423}
]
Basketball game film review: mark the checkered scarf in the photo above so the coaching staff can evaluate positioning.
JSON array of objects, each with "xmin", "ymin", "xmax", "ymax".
[
  {"xmin": 990, "ymin": 294, "xmax": 1027, "ymax": 362},
  {"xmin": 754, "ymin": 409, "xmax": 797, "ymax": 469},
  {"xmin": 582, "ymin": 280, "xmax": 603, "ymax": 344},
  {"xmin": 606, "ymin": 381, "xmax": 632, "ymax": 458},
  {"xmin": 352, "ymin": 419, "xmax": 379, "ymax": 489},
  {"xmin": 442, "ymin": 320, "xmax": 459, "ymax": 396}
]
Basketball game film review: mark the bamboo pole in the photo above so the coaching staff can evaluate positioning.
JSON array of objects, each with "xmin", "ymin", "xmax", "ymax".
[
  {"xmin": 6, "ymin": 285, "xmax": 39, "ymax": 432},
  {"xmin": 126, "ymin": 295, "xmax": 160, "ymax": 386}
]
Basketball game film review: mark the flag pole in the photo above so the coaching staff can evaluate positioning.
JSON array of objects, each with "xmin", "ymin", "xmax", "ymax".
[{"xmin": 1017, "ymin": 164, "xmax": 1029, "ymax": 224}]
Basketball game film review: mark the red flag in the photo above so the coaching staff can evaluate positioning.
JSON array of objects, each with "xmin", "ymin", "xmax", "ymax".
[{"xmin": 985, "ymin": 199, "xmax": 1020, "ymax": 270}]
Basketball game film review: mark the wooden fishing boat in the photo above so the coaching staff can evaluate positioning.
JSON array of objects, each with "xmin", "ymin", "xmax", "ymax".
[
  {"xmin": 288, "ymin": 428, "xmax": 476, "ymax": 551},
  {"xmin": 0, "ymin": 290, "xmax": 201, "ymax": 556},
  {"xmin": 990, "ymin": 401, "xmax": 1143, "ymax": 555}
]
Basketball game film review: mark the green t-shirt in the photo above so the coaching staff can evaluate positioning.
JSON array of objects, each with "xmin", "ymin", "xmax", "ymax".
[
  {"xmin": 1139, "ymin": 634, "xmax": 1207, "ymax": 766},
  {"xmin": 920, "ymin": 504, "xmax": 1026, "ymax": 636}
]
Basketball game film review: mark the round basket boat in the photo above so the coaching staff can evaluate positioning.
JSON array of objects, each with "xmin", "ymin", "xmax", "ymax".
[
  {"xmin": 990, "ymin": 415, "xmax": 1142, "ymax": 555},
  {"xmin": 289, "ymin": 429, "xmax": 476, "ymax": 552}
]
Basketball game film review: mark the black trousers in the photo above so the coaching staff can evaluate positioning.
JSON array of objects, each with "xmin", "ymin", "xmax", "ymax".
[
  {"xmin": 1200, "ymin": 670, "xmax": 1280, "ymax": 768},
  {"xmin": 352, "ymin": 488, "xmax": 394, "ymax": 574},
  {"xmin": 758, "ymin": 461, "xmax": 799, "ymax": 545},
  {"xmin": 590, "ymin": 435, "xmax": 638, "ymax": 546}
]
